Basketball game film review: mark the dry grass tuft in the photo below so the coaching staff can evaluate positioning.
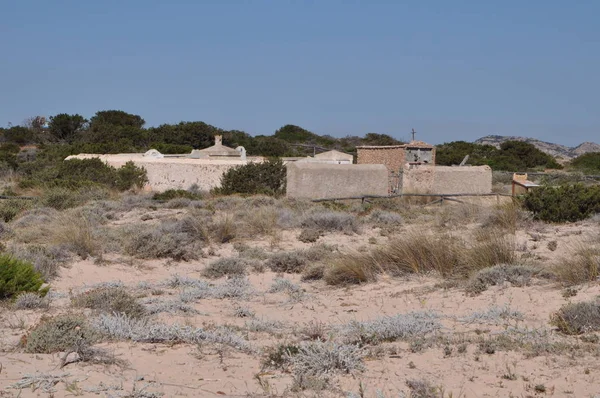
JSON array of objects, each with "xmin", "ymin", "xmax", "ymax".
[
  {"xmin": 466, "ymin": 229, "xmax": 516, "ymax": 271},
  {"xmin": 551, "ymin": 244, "xmax": 600, "ymax": 286},
  {"xmin": 53, "ymin": 212, "xmax": 101, "ymax": 259},
  {"xmin": 324, "ymin": 229, "xmax": 517, "ymax": 285},
  {"xmin": 210, "ymin": 214, "xmax": 237, "ymax": 243}
]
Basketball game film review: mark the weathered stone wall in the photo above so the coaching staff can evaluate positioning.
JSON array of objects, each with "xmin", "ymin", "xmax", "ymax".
[
  {"xmin": 286, "ymin": 163, "xmax": 388, "ymax": 199},
  {"xmin": 356, "ymin": 147, "xmax": 406, "ymax": 174},
  {"xmin": 402, "ymin": 165, "xmax": 492, "ymax": 194},
  {"xmin": 66, "ymin": 154, "xmax": 262, "ymax": 192}
]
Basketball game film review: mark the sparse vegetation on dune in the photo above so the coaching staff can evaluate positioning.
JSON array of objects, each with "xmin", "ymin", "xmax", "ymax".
[{"xmin": 2, "ymin": 181, "xmax": 600, "ymax": 396}]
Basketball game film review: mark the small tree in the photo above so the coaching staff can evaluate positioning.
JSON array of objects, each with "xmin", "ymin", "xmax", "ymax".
[
  {"xmin": 49, "ymin": 113, "xmax": 88, "ymax": 143},
  {"xmin": 217, "ymin": 158, "xmax": 286, "ymax": 196}
]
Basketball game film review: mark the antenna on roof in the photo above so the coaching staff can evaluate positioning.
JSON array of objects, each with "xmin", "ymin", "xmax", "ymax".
[{"xmin": 411, "ymin": 128, "xmax": 416, "ymax": 142}]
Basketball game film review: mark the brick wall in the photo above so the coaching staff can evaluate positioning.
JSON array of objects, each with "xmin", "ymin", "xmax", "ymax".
[{"xmin": 356, "ymin": 147, "xmax": 406, "ymax": 174}]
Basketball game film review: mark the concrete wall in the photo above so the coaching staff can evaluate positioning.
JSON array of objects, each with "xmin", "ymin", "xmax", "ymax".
[
  {"xmin": 66, "ymin": 154, "xmax": 263, "ymax": 192},
  {"xmin": 286, "ymin": 163, "xmax": 388, "ymax": 199},
  {"xmin": 402, "ymin": 165, "xmax": 492, "ymax": 194}
]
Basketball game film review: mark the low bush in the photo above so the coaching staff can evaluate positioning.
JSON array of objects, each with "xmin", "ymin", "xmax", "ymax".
[
  {"xmin": 40, "ymin": 187, "xmax": 85, "ymax": 210},
  {"xmin": 202, "ymin": 257, "xmax": 250, "ymax": 279},
  {"xmin": 13, "ymin": 292, "xmax": 50, "ymax": 309},
  {"xmin": 153, "ymin": 189, "xmax": 202, "ymax": 201},
  {"xmin": 216, "ymin": 158, "xmax": 286, "ymax": 196},
  {"xmin": 0, "ymin": 199, "xmax": 32, "ymax": 222},
  {"xmin": 73, "ymin": 287, "xmax": 146, "ymax": 318},
  {"xmin": 92, "ymin": 313, "xmax": 252, "ymax": 352},
  {"xmin": 338, "ymin": 311, "xmax": 441, "ymax": 345},
  {"xmin": 8, "ymin": 244, "xmax": 71, "ymax": 280},
  {"xmin": 298, "ymin": 228, "xmax": 322, "ymax": 243},
  {"xmin": 0, "ymin": 255, "xmax": 47, "ymax": 299},
  {"xmin": 267, "ymin": 245, "xmax": 335, "ymax": 274},
  {"xmin": 24, "ymin": 314, "xmax": 99, "ymax": 353},
  {"xmin": 522, "ymin": 184, "xmax": 600, "ymax": 222},
  {"xmin": 465, "ymin": 264, "xmax": 540, "ymax": 295},
  {"xmin": 301, "ymin": 211, "xmax": 361, "ymax": 234},
  {"xmin": 289, "ymin": 341, "xmax": 364, "ymax": 377},
  {"xmin": 367, "ymin": 210, "xmax": 403, "ymax": 227},
  {"xmin": 123, "ymin": 216, "xmax": 208, "ymax": 260},
  {"xmin": 406, "ymin": 379, "xmax": 444, "ymax": 398},
  {"xmin": 550, "ymin": 300, "xmax": 600, "ymax": 335}
]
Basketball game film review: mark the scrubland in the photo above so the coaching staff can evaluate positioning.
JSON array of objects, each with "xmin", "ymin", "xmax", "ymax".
[{"xmin": 1, "ymin": 189, "xmax": 600, "ymax": 397}]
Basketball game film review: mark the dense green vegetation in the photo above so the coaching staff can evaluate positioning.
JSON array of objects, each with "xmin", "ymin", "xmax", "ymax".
[
  {"xmin": 216, "ymin": 158, "xmax": 287, "ymax": 196},
  {"xmin": 523, "ymin": 184, "xmax": 600, "ymax": 222},
  {"xmin": 436, "ymin": 140, "xmax": 563, "ymax": 171},
  {"xmin": 570, "ymin": 152, "xmax": 600, "ymax": 174},
  {"xmin": 0, "ymin": 111, "xmax": 406, "ymax": 191},
  {"xmin": 0, "ymin": 255, "xmax": 47, "ymax": 299}
]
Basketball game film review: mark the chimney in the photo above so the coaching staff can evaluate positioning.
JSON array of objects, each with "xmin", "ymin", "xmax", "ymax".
[{"xmin": 214, "ymin": 135, "xmax": 223, "ymax": 146}]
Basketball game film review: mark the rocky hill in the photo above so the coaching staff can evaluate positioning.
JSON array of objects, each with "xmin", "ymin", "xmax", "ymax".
[{"xmin": 474, "ymin": 135, "xmax": 600, "ymax": 160}]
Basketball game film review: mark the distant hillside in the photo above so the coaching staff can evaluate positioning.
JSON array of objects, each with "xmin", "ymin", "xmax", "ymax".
[{"xmin": 474, "ymin": 135, "xmax": 600, "ymax": 160}]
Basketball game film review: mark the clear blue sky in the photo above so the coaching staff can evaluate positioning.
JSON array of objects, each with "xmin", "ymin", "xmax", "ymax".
[{"xmin": 1, "ymin": 1, "xmax": 598, "ymax": 145}]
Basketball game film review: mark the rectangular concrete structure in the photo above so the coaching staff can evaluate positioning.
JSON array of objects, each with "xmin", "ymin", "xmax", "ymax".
[
  {"xmin": 402, "ymin": 165, "xmax": 492, "ymax": 194},
  {"xmin": 286, "ymin": 163, "xmax": 389, "ymax": 200}
]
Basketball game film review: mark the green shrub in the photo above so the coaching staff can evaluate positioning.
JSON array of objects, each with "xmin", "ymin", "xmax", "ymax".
[
  {"xmin": 40, "ymin": 187, "xmax": 84, "ymax": 210},
  {"xmin": 0, "ymin": 255, "xmax": 47, "ymax": 299},
  {"xmin": 216, "ymin": 158, "xmax": 286, "ymax": 196},
  {"xmin": 116, "ymin": 161, "xmax": 148, "ymax": 190},
  {"xmin": 570, "ymin": 152, "xmax": 600, "ymax": 173},
  {"xmin": 0, "ymin": 199, "xmax": 32, "ymax": 222},
  {"xmin": 522, "ymin": 184, "xmax": 600, "ymax": 222},
  {"xmin": 24, "ymin": 314, "xmax": 99, "ymax": 353},
  {"xmin": 20, "ymin": 158, "xmax": 147, "ymax": 192},
  {"xmin": 153, "ymin": 189, "xmax": 202, "ymax": 201}
]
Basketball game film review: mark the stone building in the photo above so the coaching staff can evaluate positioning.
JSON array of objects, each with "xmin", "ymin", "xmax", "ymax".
[{"xmin": 356, "ymin": 141, "xmax": 436, "ymax": 193}]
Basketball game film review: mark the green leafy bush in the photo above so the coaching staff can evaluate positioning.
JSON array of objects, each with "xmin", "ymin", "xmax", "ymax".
[
  {"xmin": 153, "ymin": 189, "xmax": 202, "ymax": 201},
  {"xmin": 0, "ymin": 255, "xmax": 47, "ymax": 299},
  {"xmin": 436, "ymin": 140, "xmax": 562, "ymax": 171},
  {"xmin": 116, "ymin": 161, "xmax": 148, "ymax": 190},
  {"xmin": 522, "ymin": 184, "xmax": 600, "ymax": 222},
  {"xmin": 216, "ymin": 158, "xmax": 286, "ymax": 196},
  {"xmin": 20, "ymin": 158, "xmax": 147, "ymax": 191}
]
